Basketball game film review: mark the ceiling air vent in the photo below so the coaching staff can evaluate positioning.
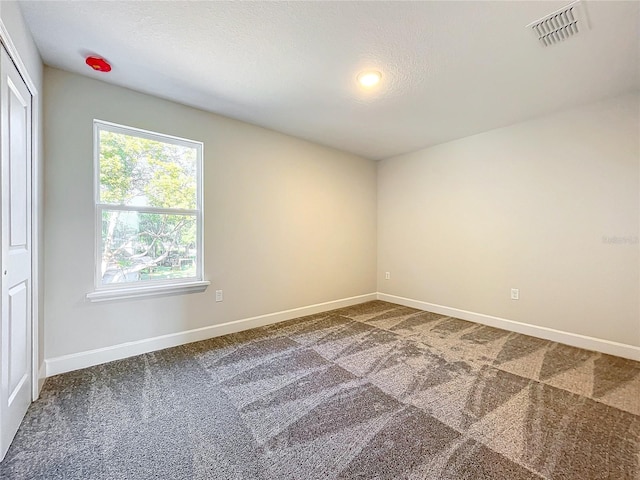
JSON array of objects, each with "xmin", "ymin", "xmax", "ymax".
[{"xmin": 527, "ymin": 1, "xmax": 590, "ymax": 47}]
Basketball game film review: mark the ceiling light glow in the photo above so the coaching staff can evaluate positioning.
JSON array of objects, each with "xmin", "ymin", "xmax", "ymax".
[{"xmin": 357, "ymin": 71, "xmax": 381, "ymax": 88}]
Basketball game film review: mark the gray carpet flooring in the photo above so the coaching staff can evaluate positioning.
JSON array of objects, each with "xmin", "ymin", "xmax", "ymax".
[{"xmin": 1, "ymin": 301, "xmax": 639, "ymax": 479}]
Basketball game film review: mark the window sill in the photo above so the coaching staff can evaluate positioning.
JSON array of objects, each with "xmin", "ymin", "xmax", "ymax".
[{"xmin": 86, "ymin": 280, "xmax": 210, "ymax": 303}]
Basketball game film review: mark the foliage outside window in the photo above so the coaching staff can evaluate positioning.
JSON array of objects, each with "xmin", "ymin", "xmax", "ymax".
[{"xmin": 94, "ymin": 121, "xmax": 203, "ymax": 289}]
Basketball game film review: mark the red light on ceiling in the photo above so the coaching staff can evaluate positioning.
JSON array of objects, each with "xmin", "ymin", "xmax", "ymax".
[{"xmin": 85, "ymin": 56, "xmax": 111, "ymax": 72}]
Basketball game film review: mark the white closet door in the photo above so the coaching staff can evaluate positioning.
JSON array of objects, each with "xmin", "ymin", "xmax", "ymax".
[{"xmin": 0, "ymin": 44, "xmax": 33, "ymax": 462}]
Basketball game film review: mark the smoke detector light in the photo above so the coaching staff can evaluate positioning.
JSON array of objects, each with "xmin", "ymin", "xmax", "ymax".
[{"xmin": 357, "ymin": 71, "xmax": 382, "ymax": 88}]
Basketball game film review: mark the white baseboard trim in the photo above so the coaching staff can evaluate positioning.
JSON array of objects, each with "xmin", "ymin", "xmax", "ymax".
[
  {"xmin": 377, "ymin": 293, "xmax": 640, "ymax": 361},
  {"xmin": 45, "ymin": 293, "xmax": 377, "ymax": 377},
  {"xmin": 36, "ymin": 363, "xmax": 46, "ymax": 399}
]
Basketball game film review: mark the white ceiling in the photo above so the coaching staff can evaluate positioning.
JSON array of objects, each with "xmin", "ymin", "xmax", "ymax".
[{"xmin": 19, "ymin": 1, "xmax": 640, "ymax": 160}]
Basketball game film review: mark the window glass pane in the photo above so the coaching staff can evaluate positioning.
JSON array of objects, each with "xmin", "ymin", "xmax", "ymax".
[
  {"xmin": 99, "ymin": 129, "xmax": 197, "ymax": 209},
  {"xmin": 101, "ymin": 210, "xmax": 197, "ymax": 285}
]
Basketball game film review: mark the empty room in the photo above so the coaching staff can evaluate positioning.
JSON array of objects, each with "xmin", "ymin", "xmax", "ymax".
[{"xmin": 0, "ymin": 1, "xmax": 638, "ymax": 479}]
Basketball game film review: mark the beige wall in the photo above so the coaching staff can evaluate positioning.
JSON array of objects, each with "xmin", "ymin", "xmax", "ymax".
[
  {"xmin": 44, "ymin": 67, "xmax": 377, "ymax": 359},
  {"xmin": 378, "ymin": 93, "xmax": 640, "ymax": 347},
  {"xmin": 43, "ymin": 64, "xmax": 639, "ymax": 360}
]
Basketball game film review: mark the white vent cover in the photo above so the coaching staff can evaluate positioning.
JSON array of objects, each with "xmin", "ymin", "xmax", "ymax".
[{"xmin": 527, "ymin": 1, "xmax": 590, "ymax": 47}]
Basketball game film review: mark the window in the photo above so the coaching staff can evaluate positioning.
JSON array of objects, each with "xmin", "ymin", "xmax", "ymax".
[{"xmin": 87, "ymin": 121, "xmax": 208, "ymax": 302}]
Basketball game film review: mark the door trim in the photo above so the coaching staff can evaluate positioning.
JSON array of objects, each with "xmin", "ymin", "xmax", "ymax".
[{"xmin": 0, "ymin": 18, "xmax": 41, "ymax": 400}]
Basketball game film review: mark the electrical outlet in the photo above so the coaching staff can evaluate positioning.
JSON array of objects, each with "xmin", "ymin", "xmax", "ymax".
[
  {"xmin": 215, "ymin": 290, "xmax": 223, "ymax": 302},
  {"xmin": 385, "ymin": 272, "xmax": 390, "ymax": 280},
  {"xmin": 511, "ymin": 288, "xmax": 519, "ymax": 300}
]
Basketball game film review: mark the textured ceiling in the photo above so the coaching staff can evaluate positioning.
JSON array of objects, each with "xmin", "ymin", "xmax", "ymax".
[{"xmin": 19, "ymin": 1, "xmax": 640, "ymax": 160}]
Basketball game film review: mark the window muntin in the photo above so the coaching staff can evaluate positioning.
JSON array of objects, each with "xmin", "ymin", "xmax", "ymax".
[{"xmin": 94, "ymin": 121, "xmax": 203, "ymax": 289}]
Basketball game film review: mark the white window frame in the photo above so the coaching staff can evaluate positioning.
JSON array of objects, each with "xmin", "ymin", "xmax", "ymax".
[{"xmin": 86, "ymin": 120, "xmax": 209, "ymax": 302}]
